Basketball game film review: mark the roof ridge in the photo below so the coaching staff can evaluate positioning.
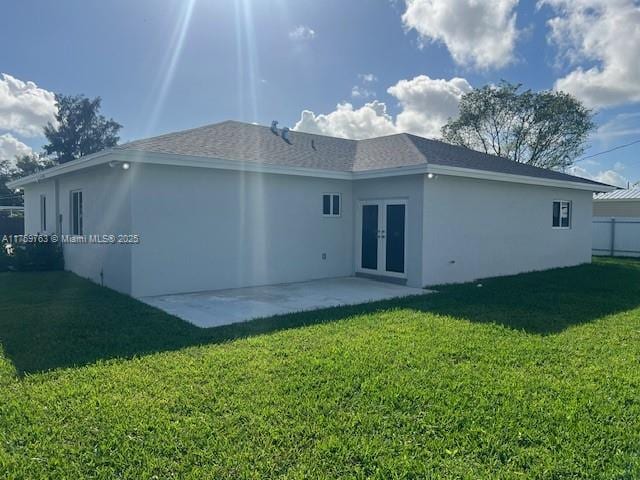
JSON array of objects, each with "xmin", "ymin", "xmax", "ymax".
[{"xmin": 402, "ymin": 133, "xmax": 430, "ymax": 165}]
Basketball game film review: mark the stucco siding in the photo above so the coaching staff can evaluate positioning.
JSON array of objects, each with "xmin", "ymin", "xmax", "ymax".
[
  {"xmin": 422, "ymin": 175, "xmax": 593, "ymax": 286},
  {"xmin": 23, "ymin": 181, "xmax": 56, "ymax": 235},
  {"xmin": 20, "ymin": 160, "xmax": 598, "ymax": 296},
  {"xmin": 593, "ymin": 201, "xmax": 640, "ymax": 218},
  {"xmin": 130, "ymin": 164, "xmax": 354, "ymax": 297},
  {"xmin": 352, "ymin": 175, "xmax": 424, "ymax": 288},
  {"xmin": 23, "ymin": 165, "xmax": 133, "ymax": 294}
]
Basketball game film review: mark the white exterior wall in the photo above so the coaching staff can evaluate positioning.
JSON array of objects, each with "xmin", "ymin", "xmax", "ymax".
[
  {"xmin": 422, "ymin": 175, "xmax": 593, "ymax": 286},
  {"xmin": 129, "ymin": 164, "xmax": 353, "ymax": 297},
  {"xmin": 352, "ymin": 175, "xmax": 424, "ymax": 288},
  {"xmin": 22, "ymin": 165, "xmax": 133, "ymax": 294},
  {"xmin": 21, "ymin": 160, "xmax": 598, "ymax": 296},
  {"xmin": 23, "ymin": 181, "xmax": 56, "ymax": 235}
]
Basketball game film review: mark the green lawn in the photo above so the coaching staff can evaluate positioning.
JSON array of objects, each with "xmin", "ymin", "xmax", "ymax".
[{"xmin": 1, "ymin": 258, "xmax": 640, "ymax": 479}]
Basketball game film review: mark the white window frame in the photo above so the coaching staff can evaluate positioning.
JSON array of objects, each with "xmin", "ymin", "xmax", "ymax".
[
  {"xmin": 40, "ymin": 194, "xmax": 47, "ymax": 232},
  {"xmin": 322, "ymin": 193, "xmax": 342, "ymax": 217},
  {"xmin": 70, "ymin": 190, "xmax": 83, "ymax": 236},
  {"xmin": 552, "ymin": 200, "xmax": 571, "ymax": 229}
]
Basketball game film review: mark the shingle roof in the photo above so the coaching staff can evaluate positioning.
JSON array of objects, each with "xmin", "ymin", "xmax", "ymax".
[
  {"xmin": 594, "ymin": 188, "xmax": 639, "ymax": 200},
  {"xmin": 117, "ymin": 121, "xmax": 357, "ymax": 172},
  {"xmin": 116, "ymin": 120, "xmax": 610, "ymax": 187}
]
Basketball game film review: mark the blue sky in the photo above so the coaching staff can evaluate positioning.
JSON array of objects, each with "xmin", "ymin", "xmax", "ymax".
[{"xmin": 1, "ymin": 0, "xmax": 639, "ymax": 186}]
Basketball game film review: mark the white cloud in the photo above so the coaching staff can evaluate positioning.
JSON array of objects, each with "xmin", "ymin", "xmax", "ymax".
[
  {"xmin": 401, "ymin": 0, "xmax": 520, "ymax": 69},
  {"xmin": 0, "ymin": 133, "xmax": 33, "ymax": 169},
  {"xmin": 359, "ymin": 73, "xmax": 378, "ymax": 83},
  {"xmin": 542, "ymin": 0, "xmax": 640, "ymax": 109},
  {"xmin": 289, "ymin": 25, "xmax": 316, "ymax": 41},
  {"xmin": 388, "ymin": 75, "xmax": 472, "ymax": 138},
  {"xmin": 295, "ymin": 75, "xmax": 471, "ymax": 140},
  {"xmin": 567, "ymin": 164, "xmax": 629, "ymax": 188},
  {"xmin": 0, "ymin": 73, "xmax": 57, "ymax": 137},
  {"xmin": 294, "ymin": 101, "xmax": 397, "ymax": 140},
  {"xmin": 351, "ymin": 74, "xmax": 379, "ymax": 99},
  {"xmin": 351, "ymin": 85, "xmax": 376, "ymax": 99}
]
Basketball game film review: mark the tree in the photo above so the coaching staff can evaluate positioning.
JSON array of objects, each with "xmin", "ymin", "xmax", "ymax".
[
  {"xmin": 441, "ymin": 82, "xmax": 595, "ymax": 170},
  {"xmin": 0, "ymin": 154, "xmax": 52, "ymax": 206},
  {"xmin": 0, "ymin": 160, "xmax": 21, "ymax": 206},
  {"xmin": 43, "ymin": 94, "xmax": 122, "ymax": 164},
  {"xmin": 14, "ymin": 154, "xmax": 53, "ymax": 177}
]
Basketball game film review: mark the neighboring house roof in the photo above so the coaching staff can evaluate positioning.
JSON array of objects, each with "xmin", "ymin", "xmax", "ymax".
[
  {"xmin": 7, "ymin": 120, "xmax": 615, "ymax": 191},
  {"xmin": 594, "ymin": 188, "xmax": 640, "ymax": 201}
]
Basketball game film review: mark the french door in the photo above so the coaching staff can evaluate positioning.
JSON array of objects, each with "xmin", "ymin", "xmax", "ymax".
[{"xmin": 357, "ymin": 199, "xmax": 407, "ymax": 278}]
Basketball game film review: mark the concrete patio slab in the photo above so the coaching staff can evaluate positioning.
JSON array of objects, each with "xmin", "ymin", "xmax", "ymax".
[{"xmin": 140, "ymin": 277, "xmax": 428, "ymax": 328}]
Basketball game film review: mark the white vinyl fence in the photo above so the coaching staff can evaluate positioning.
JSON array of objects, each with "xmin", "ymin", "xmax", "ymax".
[{"xmin": 593, "ymin": 217, "xmax": 640, "ymax": 257}]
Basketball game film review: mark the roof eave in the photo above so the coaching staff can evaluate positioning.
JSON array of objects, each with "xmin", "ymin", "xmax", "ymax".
[
  {"xmin": 6, "ymin": 150, "xmax": 115, "ymax": 188},
  {"xmin": 7, "ymin": 148, "xmax": 616, "ymax": 193},
  {"xmin": 425, "ymin": 164, "xmax": 616, "ymax": 192}
]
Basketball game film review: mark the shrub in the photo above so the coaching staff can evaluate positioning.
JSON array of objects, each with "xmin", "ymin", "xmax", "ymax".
[
  {"xmin": 10, "ymin": 237, "xmax": 64, "ymax": 272},
  {"xmin": 0, "ymin": 241, "xmax": 11, "ymax": 272}
]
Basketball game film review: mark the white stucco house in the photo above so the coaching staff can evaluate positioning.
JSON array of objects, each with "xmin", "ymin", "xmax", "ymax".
[{"xmin": 8, "ymin": 120, "xmax": 613, "ymax": 297}]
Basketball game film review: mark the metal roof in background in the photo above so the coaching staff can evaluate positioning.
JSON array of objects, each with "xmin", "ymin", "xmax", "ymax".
[{"xmin": 594, "ymin": 188, "xmax": 640, "ymax": 200}]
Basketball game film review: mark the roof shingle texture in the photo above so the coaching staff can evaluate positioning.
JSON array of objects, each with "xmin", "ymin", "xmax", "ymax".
[{"xmin": 116, "ymin": 120, "xmax": 609, "ymax": 187}]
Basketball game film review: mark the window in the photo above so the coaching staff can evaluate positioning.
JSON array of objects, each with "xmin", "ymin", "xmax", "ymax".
[
  {"xmin": 70, "ymin": 190, "xmax": 83, "ymax": 235},
  {"xmin": 552, "ymin": 200, "xmax": 571, "ymax": 228},
  {"xmin": 322, "ymin": 193, "xmax": 341, "ymax": 217},
  {"xmin": 40, "ymin": 195, "xmax": 47, "ymax": 232}
]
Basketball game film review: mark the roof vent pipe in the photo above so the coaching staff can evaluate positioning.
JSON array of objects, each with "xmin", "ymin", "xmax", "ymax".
[
  {"xmin": 281, "ymin": 126, "xmax": 290, "ymax": 142},
  {"xmin": 270, "ymin": 120, "xmax": 279, "ymax": 134}
]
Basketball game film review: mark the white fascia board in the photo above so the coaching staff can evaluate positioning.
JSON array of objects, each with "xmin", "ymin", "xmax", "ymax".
[
  {"xmin": 7, "ymin": 148, "xmax": 616, "ymax": 193},
  {"xmin": 352, "ymin": 163, "xmax": 429, "ymax": 179},
  {"xmin": 117, "ymin": 150, "xmax": 353, "ymax": 180},
  {"xmin": 6, "ymin": 150, "xmax": 115, "ymax": 188},
  {"xmin": 426, "ymin": 164, "xmax": 616, "ymax": 193}
]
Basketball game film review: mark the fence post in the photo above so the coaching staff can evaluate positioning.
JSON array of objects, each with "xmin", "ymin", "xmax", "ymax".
[{"xmin": 610, "ymin": 218, "xmax": 616, "ymax": 256}]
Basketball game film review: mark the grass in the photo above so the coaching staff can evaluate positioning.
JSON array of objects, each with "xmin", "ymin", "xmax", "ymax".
[{"xmin": 1, "ymin": 257, "xmax": 640, "ymax": 478}]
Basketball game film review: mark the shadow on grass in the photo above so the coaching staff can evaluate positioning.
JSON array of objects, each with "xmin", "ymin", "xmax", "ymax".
[{"xmin": 1, "ymin": 257, "xmax": 640, "ymax": 375}]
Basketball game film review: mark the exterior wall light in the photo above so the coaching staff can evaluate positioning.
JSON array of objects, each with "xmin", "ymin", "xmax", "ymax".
[
  {"xmin": 122, "ymin": 162, "xmax": 131, "ymax": 170},
  {"xmin": 427, "ymin": 173, "xmax": 435, "ymax": 179}
]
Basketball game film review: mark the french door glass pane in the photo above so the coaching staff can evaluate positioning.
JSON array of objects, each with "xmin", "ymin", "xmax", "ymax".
[
  {"xmin": 385, "ymin": 204, "xmax": 405, "ymax": 273},
  {"xmin": 361, "ymin": 205, "xmax": 378, "ymax": 270}
]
